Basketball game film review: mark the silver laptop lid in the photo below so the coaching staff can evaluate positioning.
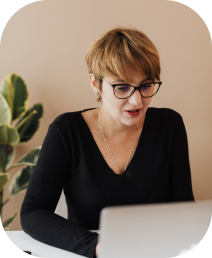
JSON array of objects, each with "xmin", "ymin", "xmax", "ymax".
[{"xmin": 98, "ymin": 200, "xmax": 212, "ymax": 258}]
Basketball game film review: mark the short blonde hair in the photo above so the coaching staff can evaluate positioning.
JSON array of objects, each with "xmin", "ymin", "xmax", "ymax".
[{"xmin": 85, "ymin": 26, "xmax": 161, "ymax": 101}]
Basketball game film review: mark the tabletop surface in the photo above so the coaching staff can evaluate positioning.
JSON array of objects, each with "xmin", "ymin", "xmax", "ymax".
[{"xmin": 6, "ymin": 231, "xmax": 89, "ymax": 258}]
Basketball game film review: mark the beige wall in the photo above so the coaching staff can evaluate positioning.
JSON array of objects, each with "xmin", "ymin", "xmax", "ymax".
[{"xmin": 0, "ymin": 0, "xmax": 211, "ymax": 230}]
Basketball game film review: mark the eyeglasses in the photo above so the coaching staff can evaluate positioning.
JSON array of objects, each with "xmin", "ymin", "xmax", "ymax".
[{"xmin": 102, "ymin": 78, "xmax": 162, "ymax": 99}]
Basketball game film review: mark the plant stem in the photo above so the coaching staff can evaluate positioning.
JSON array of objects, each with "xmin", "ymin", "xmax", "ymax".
[
  {"xmin": 0, "ymin": 144, "xmax": 9, "ymax": 218},
  {"xmin": 2, "ymin": 144, "xmax": 8, "ymax": 173},
  {"xmin": 0, "ymin": 190, "xmax": 3, "ymax": 218},
  {"xmin": 2, "ymin": 198, "xmax": 10, "ymax": 207}
]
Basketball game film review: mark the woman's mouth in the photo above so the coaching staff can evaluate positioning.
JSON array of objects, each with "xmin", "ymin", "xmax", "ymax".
[{"xmin": 125, "ymin": 109, "xmax": 141, "ymax": 116}]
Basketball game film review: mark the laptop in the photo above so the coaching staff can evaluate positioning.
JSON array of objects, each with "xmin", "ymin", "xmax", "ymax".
[{"xmin": 98, "ymin": 200, "xmax": 212, "ymax": 258}]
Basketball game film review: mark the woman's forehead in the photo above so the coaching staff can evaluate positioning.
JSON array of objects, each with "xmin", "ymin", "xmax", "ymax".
[{"xmin": 105, "ymin": 69, "xmax": 150, "ymax": 84}]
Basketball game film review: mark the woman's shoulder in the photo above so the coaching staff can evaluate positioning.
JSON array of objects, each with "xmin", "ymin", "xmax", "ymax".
[
  {"xmin": 148, "ymin": 107, "xmax": 182, "ymax": 120},
  {"xmin": 147, "ymin": 107, "xmax": 183, "ymax": 129},
  {"xmin": 50, "ymin": 108, "xmax": 97, "ymax": 130}
]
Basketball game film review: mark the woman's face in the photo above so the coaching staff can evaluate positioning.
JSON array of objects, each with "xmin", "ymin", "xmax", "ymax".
[{"xmin": 100, "ymin": 68, "xmax": 153, "ymax": 127}]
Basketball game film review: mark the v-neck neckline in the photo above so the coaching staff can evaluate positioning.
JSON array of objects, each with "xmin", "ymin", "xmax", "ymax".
[{"xmin": 79, "ymin": 108, "xmax": 149, "ymax": 176}]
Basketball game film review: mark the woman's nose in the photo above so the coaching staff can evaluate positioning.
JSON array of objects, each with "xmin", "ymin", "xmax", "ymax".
[{"xmin": 128, "ymin": 88, "xmax": 142, "ymax": 105}]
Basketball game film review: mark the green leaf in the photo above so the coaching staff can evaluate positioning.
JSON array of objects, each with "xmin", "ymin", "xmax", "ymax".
[
  {"xmin": 0, "ymin": 125, "xmax": 20, "ymax": 146},
  {"xmin": 11, "ymin": 146, "xmax": 41, "ymax": 167},
  {"xmin": 0, "ymin": 144, "xmax": 15, "ymax": 171},
  {"xmin": 0, "ymin": 74, "xmax": 29, "ymax": 121},
  {"xmin": 16, "ymin": 103, "xmax": 43, "ymax": 143},
  {"xmin": 9, "ymin": 165, "xmax": 35, "ymax": 197},
  {"xmin": 15, "ymin": 110, "xmax": 37, "ymax": 131},
  {"xmin": 0, "ymin": 173, "xmax": 10, "ymax": 190},
  {"xmin": 3, "ymin": 212, "xmax": 18, "ymax": 229},
  {"xmin": 0, "ymin": 93, "xmax": 11, "ymax": 125}
]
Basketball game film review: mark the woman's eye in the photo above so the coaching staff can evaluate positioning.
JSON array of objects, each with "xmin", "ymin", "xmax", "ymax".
[
  {"xmin": 141, "ymin": 84, "xmax": 152, "ymax": 90},
  {"xmin": 116, "ymin": 85, "xmax": 130, "ymax": 91}
]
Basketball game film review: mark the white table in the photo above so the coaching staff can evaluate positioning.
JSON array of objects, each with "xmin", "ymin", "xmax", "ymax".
[{"xmin": 6, "ymin": 231, "xmax": 97, "ymax": 258}]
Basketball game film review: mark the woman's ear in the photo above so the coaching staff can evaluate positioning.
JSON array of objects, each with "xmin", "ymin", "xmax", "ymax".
[{"xmin": 89, "ymin": 74, "xmax": 101, "ymax": 94}]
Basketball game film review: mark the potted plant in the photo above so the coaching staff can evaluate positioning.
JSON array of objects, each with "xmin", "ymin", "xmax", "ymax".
[{"xmin": 0, "ymin": 73, "xmax": 43, "ymax": 230}]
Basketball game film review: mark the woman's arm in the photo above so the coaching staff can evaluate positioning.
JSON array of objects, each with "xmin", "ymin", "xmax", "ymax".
[
  {"xmin": 20, "ymin": 124, "xmax": 98, "ymax": 258},
  {"xmin": 168, "ymin": 116, "xmax": 195, "ymax": 202}
]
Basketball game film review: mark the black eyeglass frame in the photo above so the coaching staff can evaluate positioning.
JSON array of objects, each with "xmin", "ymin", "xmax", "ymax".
[{"xmin": 101, "ymin": 78, "xmax": 162, "ymax": 99}]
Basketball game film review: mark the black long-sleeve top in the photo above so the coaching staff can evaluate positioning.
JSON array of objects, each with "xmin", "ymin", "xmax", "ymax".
[{"xmin": 20, "ymin": 107, "xmax": 195, "ymax": 258}]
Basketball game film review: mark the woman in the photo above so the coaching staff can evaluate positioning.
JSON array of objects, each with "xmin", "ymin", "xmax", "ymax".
[{"xmin": 20, "ymin": 27, "xmax": 195, "ymax": 258}]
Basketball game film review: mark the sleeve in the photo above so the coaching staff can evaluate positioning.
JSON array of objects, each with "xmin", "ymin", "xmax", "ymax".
[
  {"xmin": 168, "ymin": 116, "xmax": 195, "ymax": 202},
  {"xmin": 20, "ymin": 124, "xmax": 98, "ymax": 258}
]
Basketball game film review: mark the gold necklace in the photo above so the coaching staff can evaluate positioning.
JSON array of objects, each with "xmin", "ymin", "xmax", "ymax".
[{"xmin": 98, "ymin": 108, "xmax": 138, "ymax": 173}]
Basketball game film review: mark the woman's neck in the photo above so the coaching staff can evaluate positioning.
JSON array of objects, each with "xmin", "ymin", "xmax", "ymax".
[{"xmin": 97, "ymin": 106, "xmax": 145, "ymax": 141}]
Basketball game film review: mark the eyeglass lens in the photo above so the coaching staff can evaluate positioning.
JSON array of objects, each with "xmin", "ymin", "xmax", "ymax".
[{"xmin": 114, "ymin": 82, "xmax": 160, "ymax": 98}]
